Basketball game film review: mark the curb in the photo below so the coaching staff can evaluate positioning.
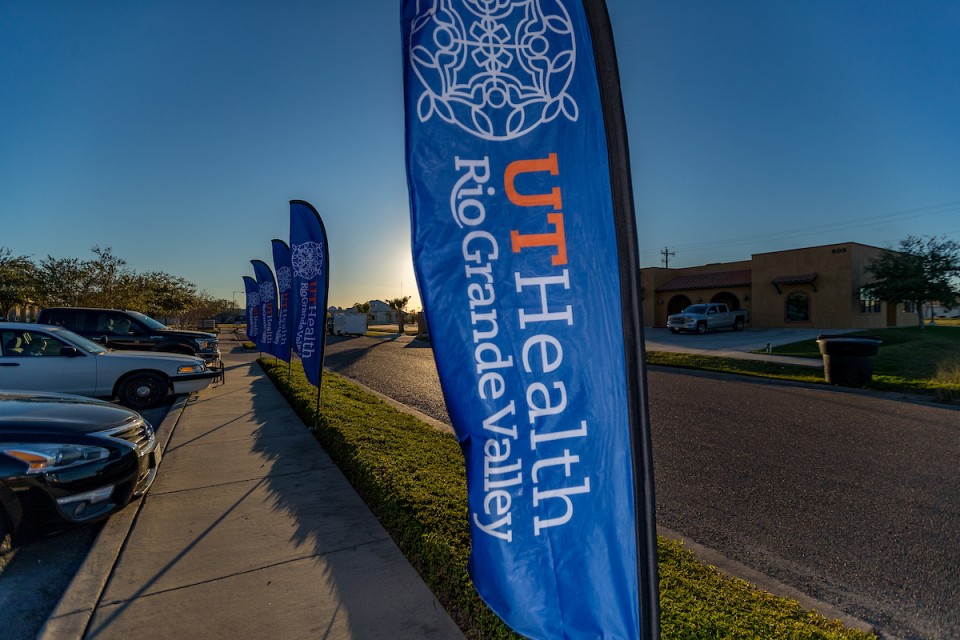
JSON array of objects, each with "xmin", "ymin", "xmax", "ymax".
[
  {"xmin": 656, "ymin": 525, "xmax": 878, "ymax": 637},
  {"xmin": 35, "ymin": 395, "xmax": 188, "ymax": 640}
]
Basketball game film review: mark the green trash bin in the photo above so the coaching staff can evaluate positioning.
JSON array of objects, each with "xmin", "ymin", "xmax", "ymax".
[{"xmin": 816, "ymin": 335, "xmax": 882, "ymax": 387}]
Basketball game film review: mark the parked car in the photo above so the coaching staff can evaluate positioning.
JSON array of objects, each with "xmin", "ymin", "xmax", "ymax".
[
  {"xmin": 36, "ymin": 308, "xmax": 221, "ymax": 364},
  {"xmin": 0, "ymin": 322, "xmax": 218, "ymax": 410},
  {"xmin": 666, "ymin": 303, "xmax": 749, "ymax": 334},
  {"xmin": 0, "ymin": 391, "xmax": 160, "ymax": 549}
]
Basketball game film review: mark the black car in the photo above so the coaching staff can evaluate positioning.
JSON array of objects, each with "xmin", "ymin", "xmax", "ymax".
[
  {"xmin": 36, "ymin": 307, "xmax": 221, "ymax": 364},
  {"xmin": 0, "ymin": 391, "xmax": 160, "ymax": 549}
]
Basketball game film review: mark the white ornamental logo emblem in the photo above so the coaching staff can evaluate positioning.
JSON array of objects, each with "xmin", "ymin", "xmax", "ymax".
[
  {"xmin": 291, "ymin": 242, "xmax": 324, "ymax": 280},
  {"xmin": 259, "ymin": 281, "xmax": 275, "ymax": 303},
  {"xmin": 409, "ymin": 0, "xmax": 579, "ymax": 141},
  {"xmin": 248, "ymin": 291, "xmax": 260, "ymax": 307},
  {"xmin": 277, "ymin": 266, "xmax": 292, "ymax": 292}
]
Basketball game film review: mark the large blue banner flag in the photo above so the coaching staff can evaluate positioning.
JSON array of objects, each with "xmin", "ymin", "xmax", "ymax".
[
  {"xmin": 289, "ymin": 200, "xmax": 330, "ymax": 388},
  {"xmin": 242, "ymin": 275, "xmax": 260, "ymax": 346},
  {"xmin": 271, "ymin": 239, "xmax": 293, "ymax": 363},
  {"xmin": 251, "ymin": 259, "xmax": 278, "ymax": 355},
  {"xmin": 402, "ymin": 1, "xmax": 658, "ymax": 638}
]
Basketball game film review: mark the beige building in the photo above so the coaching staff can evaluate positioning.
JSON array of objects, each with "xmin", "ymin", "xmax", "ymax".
[{"xmin": 641, "ymin": 242, "xmax": 917, "ymax": 329}]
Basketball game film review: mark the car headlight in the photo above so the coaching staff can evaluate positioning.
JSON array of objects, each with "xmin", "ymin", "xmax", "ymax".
[
  {"xmin": 177, "ymin": 364, "xmax": 207, "ymax": 374},
  {"xmin": 194, "ymin": 338, "xmax": 216, "ymax": 349},
  {"xmin": 0, "ymin": 443, "xmax": 110, "ymax": 474}
]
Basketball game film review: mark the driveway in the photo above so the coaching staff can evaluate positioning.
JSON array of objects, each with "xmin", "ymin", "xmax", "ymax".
[{"xmin": 643, "ymin": 327, "xmax": 852, "ymax": 366}]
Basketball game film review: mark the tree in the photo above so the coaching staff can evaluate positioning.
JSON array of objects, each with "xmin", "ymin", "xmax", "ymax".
[
  {"xmin": 353, "ymin": 301, "xmax": 371, "ymax": 320},
  {"xmin": 863, "ymin": 235, "xmax": 960, "ymax": 328},
  {"xmin": 138, "ymin": 271, "xmax": 198, "ymax": 321},
  {"xmin": 386, "ymin": 296, "xmax": 411, "ymax": 334},
  {"xmin": 33, "ymin": 246, "xmax": 141, "ymax": 309},
  {"xmin": 0, "ymin": 247, "xmax": 37, "ymax": 319},
  {"xmin": 34, "ymin": 255, "xmax": 95, "ymax": 307}
]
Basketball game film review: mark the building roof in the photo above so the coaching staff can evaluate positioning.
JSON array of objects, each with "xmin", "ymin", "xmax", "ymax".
[{"xmin": 655, "ymin": 269, "xmax": 752, "ymax": 292}]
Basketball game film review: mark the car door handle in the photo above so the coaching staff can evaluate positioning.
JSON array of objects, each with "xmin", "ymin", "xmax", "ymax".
[{"xmin": 0, "ymin": 362, "xmax": 20, "ymax": 367}]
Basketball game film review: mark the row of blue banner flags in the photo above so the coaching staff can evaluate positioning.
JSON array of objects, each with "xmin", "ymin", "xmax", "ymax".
[
  {"xmin": 241, "ymin": 0, "xmax": 658, "ymax": 636},
  {"xmin": 244, "ymin": 200, "xmax": 330, "ymax": 388}
]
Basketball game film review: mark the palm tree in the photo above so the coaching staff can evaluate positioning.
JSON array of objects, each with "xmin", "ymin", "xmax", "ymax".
[
  {"xmin": 353, "ymin": 301, "xmax": 372, "ymax": 321},
  {"xmin": 386, "ymin": 296, "xmax": 410, "ymax": 334}
]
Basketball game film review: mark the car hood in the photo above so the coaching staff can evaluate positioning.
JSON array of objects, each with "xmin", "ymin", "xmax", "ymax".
[
  {"xmin": 0, "ymin": 391, "xmax": 141, "ymax": 434},
  {"xmin": 152, "ymin": 328, "xmax": 216, "ymax": 340},
  {"xmin": 100, "ymin": 349, "xmax": 206, "ymax": 366}
]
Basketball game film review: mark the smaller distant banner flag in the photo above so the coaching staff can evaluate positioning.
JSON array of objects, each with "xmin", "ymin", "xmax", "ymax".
[
  {"xmin": 251, "ymin": 260, "xmax": 278, "ymax": 355},
  {"xmin": 271, "ymin": 239, "xmax": 293, "ymax": 362},
  {"xmin": 289, "ymin": 200, "xmax": 330, "ymax": 388},
  {"xmin": 242, "ymin": 275, "xmax": 260, "ymax": 345}
]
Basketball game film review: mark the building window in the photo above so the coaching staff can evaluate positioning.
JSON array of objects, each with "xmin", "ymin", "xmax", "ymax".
[
  {"xmin": 859, "ymin": 287, "xmax": 882, "ymax": 313},
  {"xmin": 903, "ymin": 300, "xmax": 916, "ymax": 313},
  {"xmin": 785, "ymin": 292, "xmax": 810, "ymax": 322}
]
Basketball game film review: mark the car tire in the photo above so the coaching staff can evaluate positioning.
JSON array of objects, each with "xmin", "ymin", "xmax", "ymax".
[
  {"xmin": 696, "ymin": 322, "xmax": 707, "ymax": 335},
  {"xmin": 0, "ymin": 508, "xmax": 12, "ymax": 556},
  {"xmin": 119, "ymin": 372, "xmax": 168, "ymax": 410},
  {"xmin": 669, "ymin": 328, "xmax": 680, "ymax": 334},
  {"xmin": 733, "ymin": 318, "xmax": 745, "ymax": 331}
]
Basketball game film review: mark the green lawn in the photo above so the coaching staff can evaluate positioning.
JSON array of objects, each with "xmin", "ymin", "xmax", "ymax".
[
  {"xmin": 765, "ymin": 326, "xmax": 960, "ymax": 400},
  {"xmin": 643, "ymin": 326, "xmax": 959, "ymax": 404},
  {"xmin": 260, "ymin": 359, "xmax": 875, "ymax": 640}
]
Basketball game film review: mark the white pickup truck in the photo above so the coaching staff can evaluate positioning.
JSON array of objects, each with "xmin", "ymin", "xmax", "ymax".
[{"xmin": 666, "ymin": 303, "xmax": 748, "ymax": 334}]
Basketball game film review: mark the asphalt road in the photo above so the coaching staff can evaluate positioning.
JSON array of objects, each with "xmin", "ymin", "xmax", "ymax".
[{"xmin": 324, "ymin": 334, "xmax": 960, "ymax": 640}]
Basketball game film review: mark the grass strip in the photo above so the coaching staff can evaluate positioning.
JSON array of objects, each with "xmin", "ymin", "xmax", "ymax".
[
  {"xmin": 764, "ymin": 326, "xmax": 960, "ymax": 402},
  {"xmin": 260, "ymin": 359, "xmax": 874, "ymax": 640},
  {"xmin": 646, "ymin": 352, "xmax": 825, "ymax": 385}
]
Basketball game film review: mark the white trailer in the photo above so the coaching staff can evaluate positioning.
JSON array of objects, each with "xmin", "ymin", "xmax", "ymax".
[{"xmin": 332, "ymin": 313, "xmax": 367, "ymax": 336}]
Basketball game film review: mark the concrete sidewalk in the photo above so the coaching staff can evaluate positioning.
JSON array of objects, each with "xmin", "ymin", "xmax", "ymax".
[{"xmin": 39, "ymin": 345, "xmax": 465, "ymax": 640}]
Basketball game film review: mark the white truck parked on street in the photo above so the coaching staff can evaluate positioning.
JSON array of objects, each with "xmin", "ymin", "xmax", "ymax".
[
  {"xmin": 666, "ymin": 303, "xmax": 748, "ymax": 334},
  {"xmin": 332, "ymin": 312, "xmax": 368, "ymax": 336}
]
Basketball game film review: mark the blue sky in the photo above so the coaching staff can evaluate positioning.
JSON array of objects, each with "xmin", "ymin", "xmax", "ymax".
[{"xmin": 2, "ymin": 1, "xmax": 958, "ymax": 312}]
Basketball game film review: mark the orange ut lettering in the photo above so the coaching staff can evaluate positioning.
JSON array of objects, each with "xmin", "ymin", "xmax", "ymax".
[{"xmin": 506, "ymin": 153, "xmax": 568, "ymax": 266}]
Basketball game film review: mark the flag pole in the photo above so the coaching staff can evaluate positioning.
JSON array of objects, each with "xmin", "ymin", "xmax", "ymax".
[{"xmin": 582, "ymin": 1, "xmax": 660, "ymax": 636}]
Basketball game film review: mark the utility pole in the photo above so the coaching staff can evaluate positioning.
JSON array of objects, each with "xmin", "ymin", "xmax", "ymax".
[{"xmin": 661, "ymin": 246, "xmax": 676, "ymax": 268}]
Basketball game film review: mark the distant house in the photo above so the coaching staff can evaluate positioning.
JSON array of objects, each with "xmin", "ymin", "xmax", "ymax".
[
  {"xmin": 641, "ymin": 242, "xmax": 918, "ymax": 330},
  {"xmin": 367, "ymin": 299, "xmax": 396, "ymax": 324}
]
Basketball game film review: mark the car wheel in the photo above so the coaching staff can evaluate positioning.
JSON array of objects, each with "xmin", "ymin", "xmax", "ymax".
[
  {"xmin": 733, "ymin": 318, "xmax": 745, "ymax": 331},
  {"xmin": 119, "ymin": 372, "xmax": 168, "ymax": 410},
  {"xmin": 0, "ymin": 509, "xmax": 12, "ymax": 556},
  {"xmin": 669, "ymin": 328, "xmax": 680, "ymax": 334},
  {"xmin": 696, "ymin": 322, "xmax": 707, "ymax": 335}
]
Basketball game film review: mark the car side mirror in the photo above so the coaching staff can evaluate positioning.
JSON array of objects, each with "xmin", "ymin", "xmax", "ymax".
[
  {"xmin": 59, "ymin": 346, "xmax": 82, "ymax": 357},
  {"xmin": 96, "ymin": 335, "xmax": 109, "ymax": 344}
]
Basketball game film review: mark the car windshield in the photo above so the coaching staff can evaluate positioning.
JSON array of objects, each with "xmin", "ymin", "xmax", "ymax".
[
  {"xmin": 126, "ymin": 311, "xmax": 167, "ymax": 330},
  {"xmin": 683, "ymin": 305, "xmax": 708, "ymax": 314},
  {"xmin": 48, "ymin": 327, "xmax": 107, "ymax": 354}
]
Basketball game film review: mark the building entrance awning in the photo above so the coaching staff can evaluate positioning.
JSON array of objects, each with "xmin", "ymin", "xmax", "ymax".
[{"xmin": 771, "ymin": 272, "xmax": 818, "ymax": 294}]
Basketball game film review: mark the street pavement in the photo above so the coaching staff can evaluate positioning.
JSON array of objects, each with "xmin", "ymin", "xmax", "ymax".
[
  {"xmin": 322, "ymin": 329, "xmax": 960, "ymax": 640},
  {"xmin": 39, "ymin": 327, "xmax": 956, "ymax": 639},
  {"xmin": 39, "ymin": 341, "xmax": 464, "ymax": 640}
]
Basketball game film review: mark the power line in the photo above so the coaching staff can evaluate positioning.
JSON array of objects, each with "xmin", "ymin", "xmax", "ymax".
[{"xmin": 640, "ymin": 200, "xmax": 960, "ymax": 260}]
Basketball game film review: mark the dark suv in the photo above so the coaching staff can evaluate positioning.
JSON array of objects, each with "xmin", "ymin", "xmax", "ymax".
[{"xmin": 36, "ymin": 308, "xmax": 221, "ymax": 364}]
